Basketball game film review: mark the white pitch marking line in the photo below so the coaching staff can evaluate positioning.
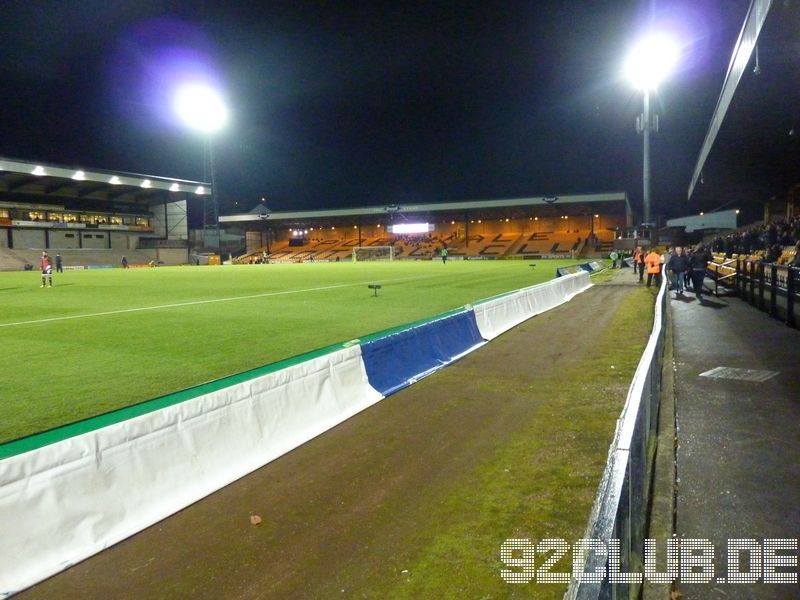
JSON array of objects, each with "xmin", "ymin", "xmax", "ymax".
[{"xmin": 0, "ymin": 274, "xmax": 440, "ymax": 328}]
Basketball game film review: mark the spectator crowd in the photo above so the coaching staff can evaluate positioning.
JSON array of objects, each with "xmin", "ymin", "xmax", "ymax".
[{"xmin": 711, "ymin": 216, "xmax": 800, "ymax": 257}]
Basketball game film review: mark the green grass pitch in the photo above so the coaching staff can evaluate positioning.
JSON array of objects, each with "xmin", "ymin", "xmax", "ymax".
[{"xmin": 0, "ymin": 259, "xmax": 582, "ymax": 443}]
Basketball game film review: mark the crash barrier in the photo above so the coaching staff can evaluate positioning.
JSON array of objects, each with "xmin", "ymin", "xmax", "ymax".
[
  {"xmin": 0, "ymin": 345, "xmax": 384, "ymax": 598},
  {"xmin": 361, "ymin": 310, "xmax": 486, "ymax": 396},
  {"xmin": 473, "ymin": 270, "xmax": 591, "ymax": 341},
  {"xmin": 0, "ymin": 272, "xmax": 592, "ymax": 597},
  {"xmin": 556, "ymin": 262, "xmax": 605, "ymax": 277},
  {"xmin": 736, "ymin": 259, "xmax": 799, "ymax": 329},
  {"xmin": 565, "ymin": 270, "xmax": 668, "ymax": 600}
]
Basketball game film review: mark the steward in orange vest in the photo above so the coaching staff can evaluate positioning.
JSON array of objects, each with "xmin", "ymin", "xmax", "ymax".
[
  {"xmin": 644, "ymin": 250, "xmax": 662, "ymax": 287},
  {"xmin": 632, "ymin": 247, "xmax": 642, "ymax": 275}
]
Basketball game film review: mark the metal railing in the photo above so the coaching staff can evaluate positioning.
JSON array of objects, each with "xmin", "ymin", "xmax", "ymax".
[
  {"xmin": 565, "ymin": 271, "xmax": 667, "ymax": 600},
  {"xmin": 736, "ymin": 259, "xmax": 799, "ymax": 328},
  {"xmin": 708, "ymin": 256, "xmax": 738, "ymax": 297}
]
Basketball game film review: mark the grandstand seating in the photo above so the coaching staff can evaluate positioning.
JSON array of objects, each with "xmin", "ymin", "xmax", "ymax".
[
  {"xmin": 706, "ymin": 253, "xmax": 740, "ymax": 292},
  {"xmin": 456, "ymin": 233, "xmax": 520, "ymax": 258},
  {"xmin": 512, "ymin": 231, "xmax": 593, "ymax": 255},
  {"xmin": 233, "ymin": 226, "xmax": 618, "ymax": 263},
  {"xmin": 392, "ymin": 235, "xmax": 445, "ymax": 259},
  {"xmin": 238, "ymin": 237, "xmax": 399, "ymax": 263},
  {"xmin": 778, "ymin": 246, "xmax": 797, "ymax": 265},
  {"xmin": 705, "ymin": 247, "xmax": 800, "ymax": 296}
]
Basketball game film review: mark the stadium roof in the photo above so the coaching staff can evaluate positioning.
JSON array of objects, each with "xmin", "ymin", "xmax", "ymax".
[
  {"xmin": 220, "ymin": 191, "xmax": 630, "ymax": 224},
  {"xmin": 688, "ymin": 0, "xmax": 800, "ymax": 208},
  {"xmin": 0, "ymin": 156, "xmax": 212, "ymax": 205}
]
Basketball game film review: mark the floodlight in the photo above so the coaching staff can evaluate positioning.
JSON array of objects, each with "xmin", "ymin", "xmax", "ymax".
[
  {"xmin": 141, "ymin": 179, "xmax": 151, "ymax": 188},
  {"xmin": 195, "ymin": 185, "xmax": 205, "ymax": 194},
  {"xmin": 72, "ymin": 170, "xmax": 86, "ymax": 181},
  {"xmin": 109, "ymin": 176, "xmax": 121, "ymax": 185},
  {"xmin": 169, "ymin": 183, "xmax": 180, "ymax": 192},
  {"xmin": 390, "ymin": 223, "xmax": 431, "ymax": 234},
  {"xmin": 173, "ymin": 83, "xmax": 228, "ymax": 133},
  {"xmin": 623, "ymin": 34, "xmax": 679, "ymax": 90},
  {"xmin": 32, "ymin": 166, "xmax": 46, "ymax": 176}
]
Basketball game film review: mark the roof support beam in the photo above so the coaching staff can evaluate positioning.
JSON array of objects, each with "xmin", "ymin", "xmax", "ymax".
[
  {"xmin": 77, "ymin": 183, "xmax": 108, "ymax": 198},
  {"xmin": 6, "ymin": 176, "xmax": 39, "ymax": 191},
  {"xmin": 688, "ymin": 0, "xmax": 773, "ymax": 200}
]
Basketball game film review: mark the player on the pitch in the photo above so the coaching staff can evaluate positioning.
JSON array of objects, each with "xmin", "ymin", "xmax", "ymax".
[{"xmin": 40, "ymin": 251, "xmax": 53, "ymax": 288}]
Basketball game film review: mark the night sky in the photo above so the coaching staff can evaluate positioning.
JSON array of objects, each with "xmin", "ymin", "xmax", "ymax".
[{"xmin": 0, "ymin": 1, "xmax": 750, "ymax": 219}]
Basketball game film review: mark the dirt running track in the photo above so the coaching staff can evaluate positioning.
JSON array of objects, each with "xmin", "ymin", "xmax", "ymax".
[{"xmin": 20, "ymin": 279, "xmax": 644, "ymax": 599}]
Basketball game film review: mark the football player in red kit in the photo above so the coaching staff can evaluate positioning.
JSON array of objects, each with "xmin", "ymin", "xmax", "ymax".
[{"xmin": 40, "ymin": 251, "xmax": 53, "ymax": 288}]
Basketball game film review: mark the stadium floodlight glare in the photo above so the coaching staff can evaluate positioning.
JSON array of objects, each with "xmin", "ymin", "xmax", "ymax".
[
  {"xmin": 141, "ymin": 179, "xmax": 152, "ymax": 188},
  {"xmin": 625, "ymin": 32, "xmax": 679, "ymax": 226},
  {"xmin": 32, "ymin": 166, "xmax": 46, "ymax": 176},
  {"xmin": 172, "ymin": 83, "xmax": 228, "ymax": 133},
  {"xmin": 390, "ymin": 222, "xmax": 432, "ymax": 234},
  {"xmin": 72, "ymin": 170, "xmax": 86, "ymax": 181},
  {"xmin": 195, "ymin": 185, "xmax": 205, "ymax": 194},
  {"xmin": 109, "ymin": 176, "xmax": 121, "ymax": 185},
  {"xmin": 623, "ymin": 34, "xmax": 679, "ymax": 91},
  {"xmin": 169, "ymin": 182, "xmax": 180, "ymax": 192}
]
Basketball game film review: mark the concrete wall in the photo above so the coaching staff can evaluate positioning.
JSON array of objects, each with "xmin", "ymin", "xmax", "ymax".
[
  {"xmin": 49, "ymin": 230, "xmax": 81, "ymax": 249},
  {"xmin": 156, "ymin": 248, "xmax": 188, "ymax": 265},
  {"xmin": 110, "ymin": 232, "xmax": 132, "ymax": 250},
  {"xmin": 80, "ymin": 232, "xmax": 108, "ymax": 249},
  {"xmin": 11, "ymin": 228, "xmax": 45, "ymax": 249}
]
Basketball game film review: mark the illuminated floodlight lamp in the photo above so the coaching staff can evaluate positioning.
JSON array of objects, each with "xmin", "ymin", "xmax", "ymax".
[
  {"xmin": 623, "ymin": 34, "xmax": 679, "ymax": 90},
  {"xmin": 32, "ymin": 166, "xmax": 46, "ymax": 176},
  {"xmin": 172, "ymin": 83, "xmax": 228, "ymax": 133},
  {"xmin": 195, "ymin": 185, "xmax": 205, "ymax": 194},
  {"xmin": 109, "ymin": 176, "xmax": 121, "ymax": 185},
  {"xmin": 72, "ymin": 170, "xmax": 86, "ymax": 181},
  {"xmin": 169, "ymin": 183, "xmax": 180, "ymax": 192},
  {"xmin": 390, "ymin": 222, "xmax": 432, "ymax": 235},
  {"xmin": 141, "ymin": 179, "xmax": 152, "ymax": 188}
]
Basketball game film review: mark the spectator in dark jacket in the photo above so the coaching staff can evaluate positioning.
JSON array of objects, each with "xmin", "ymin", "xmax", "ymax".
[
  {"xmin": 688, "ymin": 244, "xmax": 712, "ymax": 302},
  {"xmin": 763, "ymin": 244, "xmax": 782, "ymax": 264},
  {"xmin": 668, "ymin": 247, "xmax": 689, "ymax": 296}
]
